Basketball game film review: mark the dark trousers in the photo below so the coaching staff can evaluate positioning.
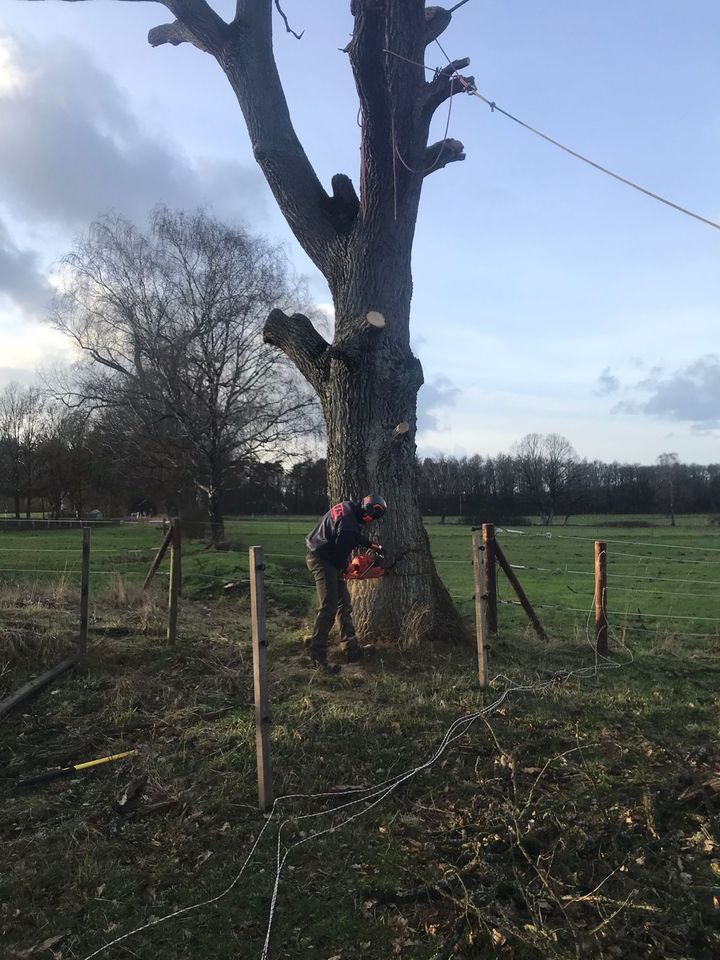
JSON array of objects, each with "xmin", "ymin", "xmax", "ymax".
[{"xmin": 306, "ymin": 552, "xmax": 357, "ymax": 655}]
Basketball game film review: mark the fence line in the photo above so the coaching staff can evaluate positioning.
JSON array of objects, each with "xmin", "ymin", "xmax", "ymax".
[{"xmin": 609, "ymin": 551, "xmax": 715, "ymax": 566}]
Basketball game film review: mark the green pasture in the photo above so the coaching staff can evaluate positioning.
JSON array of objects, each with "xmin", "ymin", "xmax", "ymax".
[
  {"xmin": 1, "ymin": 515, "xmax": 719, "ymax": 645},
  {"xmin": 2, "ymin": 517, "xmax": 720, "ymax": 958}
]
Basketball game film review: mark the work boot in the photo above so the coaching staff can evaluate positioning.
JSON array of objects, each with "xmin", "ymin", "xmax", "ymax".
[
  {"xmin": 343, "ymin": 640, "xmax": 375, "ymax": 664},
  {"xmin": 308, "ymin": 642, "xmax": 341, "ymax": 675}
]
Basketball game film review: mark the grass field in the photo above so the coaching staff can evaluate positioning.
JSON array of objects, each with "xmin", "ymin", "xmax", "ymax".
[{"xmin": 2, "ymin": 517, "xmax": 720, "ymax": 959}]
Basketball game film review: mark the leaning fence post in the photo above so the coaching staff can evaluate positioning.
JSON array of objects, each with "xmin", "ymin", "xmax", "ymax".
[
  {"xmin": 166, "ymin": 518, "xmax": 181, "ymax": 644},
  {"xmin": 594, "ymin": 541, "xmax": 608, "ymax": 655},
  {"xmin": 482, "ymin": 523, "xmax": 498, "ymax": 634},
  {"xmin": 143, "ymin": 524, "xmax": 173, "ymax": 590},
  {"xmin": 78, "ymin": 526, "xmax": 91, "ymax": 663},
  {"xmin": 250, "ymin": 546, "xmax": 274, "ymax": 810},
  {"xmin": 472, "ymin": 531, "xmax": 489, "ymax": 688}
]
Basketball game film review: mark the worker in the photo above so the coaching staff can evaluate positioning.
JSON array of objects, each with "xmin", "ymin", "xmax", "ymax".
[{"xmin": 305, "ymin": 494, "xmax": 387, "ymax": 672}]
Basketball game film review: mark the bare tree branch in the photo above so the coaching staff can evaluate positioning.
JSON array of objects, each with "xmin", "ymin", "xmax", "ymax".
[
  {"xmin": 263, "ymin": 309, "xmax": 330, "ymax": 393},
  {"xmin": 422, "ymin": 138, "xmax": 465, "ymax": 174},
  {"xmin": 273, "ymin": 0, "xmax": 304, "ymax": 40}
]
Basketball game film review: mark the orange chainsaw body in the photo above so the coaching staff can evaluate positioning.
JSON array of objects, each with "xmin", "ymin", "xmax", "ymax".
[{"xmin": 342, "ymin": 549, "xmax": 385, "ymax": 581}]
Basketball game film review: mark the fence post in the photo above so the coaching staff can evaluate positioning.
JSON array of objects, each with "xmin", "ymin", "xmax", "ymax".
[
  {"xmin": 471, "ymin": 531, "xmax": 489, "ymax": 688},
  {"xmin": 482, "ymin": 523, "xmax": 497, "ymax": 634},
  {"xmin": 79, "ymin": 527, "xmax": 91, "ymax": 663},
  {"xmin": 594, "ymin": 541, "xmax": 608, "ymax": 655},
  {"xmin": 166, "ymin": 518, "xmax": 181, "ymax": 644},
  {"xmin": 250, "ymin": 546, "xmax": 274, "ymax": 810},
  {"xmin": 494, "ymin": 540, "xmax": 548, "ymax": 641},
  {"xmin": 143, "ymin": 524, "xmax": 173, "ymax": 590}
]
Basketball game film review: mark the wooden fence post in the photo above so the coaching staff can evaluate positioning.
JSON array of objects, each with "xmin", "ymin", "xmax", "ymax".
[
  {"xmin": 143, "ymin": 524, "xmax": 173, "ymax": 590},
  {"xmin": 594, "ymin": 541, "xmax": 608, "ymax": 655},
  {"xmin": 79, "ymin": 527, "xmax": 91, "ymax": 663},
  {"xmin": 166, "ymin": 518, "xmax": 181, "ymax": 644},
  {"xmin": 471, "ymin": 531, "xmax": 489, "ymax": 688},
  {"xmin": 482, "ymin": 523, "xmax": 498, "ymax": 634},
  {"xmin": 250, "ymin": 546, "xmax": 274, "ymax": 810},
  {"xmin": 494, "ymin": 541, "xmax": 548, "ymax": 640}
]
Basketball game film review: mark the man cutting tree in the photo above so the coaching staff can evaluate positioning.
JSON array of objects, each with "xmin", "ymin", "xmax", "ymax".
[{"xmin": 305, "ymin": 495, "xmax": 387, "ymax": 672}]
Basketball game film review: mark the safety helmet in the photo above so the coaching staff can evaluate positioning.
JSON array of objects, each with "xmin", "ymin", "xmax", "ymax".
[{"xmin": 360, "ymin": 493, "xmax": 387, "ymax": 523}]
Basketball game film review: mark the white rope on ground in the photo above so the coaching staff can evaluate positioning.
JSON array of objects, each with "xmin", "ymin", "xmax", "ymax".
[{"xmin": 78, "ymin": 593, "xmax": 635, "ymax": 960}]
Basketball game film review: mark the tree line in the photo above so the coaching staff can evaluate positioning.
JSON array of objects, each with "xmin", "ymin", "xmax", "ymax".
[
  {"xmin": 2, "ymin": 211, "xmax": 716, "ymax": 535},
  {"xmin": 3, "ymin": 402, "xmax": 718, "ymax": 526}
]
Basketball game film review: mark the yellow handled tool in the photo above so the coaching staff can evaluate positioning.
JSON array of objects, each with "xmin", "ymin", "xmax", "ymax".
[{"xmin": 17, "ymin": 750, "xmax": 137, "ymax": 790}]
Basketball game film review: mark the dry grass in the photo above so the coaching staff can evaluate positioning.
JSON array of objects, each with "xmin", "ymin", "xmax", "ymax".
[{"xmin": 1, "ymin": 546, "xmax": 720, "ymax": 958}]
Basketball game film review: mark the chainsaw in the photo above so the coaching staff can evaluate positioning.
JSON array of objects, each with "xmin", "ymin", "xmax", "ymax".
[{"xmin": 342, "ymin": 545, "xmax": 385, "ymax": 581}]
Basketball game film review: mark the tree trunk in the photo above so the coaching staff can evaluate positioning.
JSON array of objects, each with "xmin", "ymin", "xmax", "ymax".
[
  {"xmin": 208, "ymin": 487, "xmax": 225, "ymax": 543},
  {"xmin": 142, "ymin": 0, "xmax": 473, "ymax": 645},
  {"xmin": 318, "ymin": 252, "xmax": 465, "ymax": 645}
]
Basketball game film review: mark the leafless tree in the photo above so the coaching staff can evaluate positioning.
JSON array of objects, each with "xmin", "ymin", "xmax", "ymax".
[
  {"xmin": 656, "ymin": 451, "xmax": 680, "ymax": 526},
  {"xmin": 513, "ymin": 433, "xmax": 579, "ymax": 524},
  {"xmin": 31, "ymin": 0, "xmax": 475, "ymax": 640},
  {"xmin": 0, "ymin": 383, "xmax": 46, "ymax": 518},
  {"xmin": 53, "ymin": 208, "xmax": 317, "ymax": 540}
]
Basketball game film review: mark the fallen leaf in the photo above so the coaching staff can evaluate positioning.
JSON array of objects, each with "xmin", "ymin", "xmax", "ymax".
[{"xmin": 491, "ymin": 928, "xmax": 507, "ymax": 946}]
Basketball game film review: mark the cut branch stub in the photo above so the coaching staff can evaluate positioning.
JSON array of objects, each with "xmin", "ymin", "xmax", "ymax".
[
  {"xmin": 423, "ymin": 138, "xmax": 466, "ymax": 175},
  {"xmin": 425, "ymin": 6, "xmax": 453, "ymax": 44},
  {"xmin": 329, "ymin": 174, "xmax": 360, "ymax": 234},
  {"xmin": 366, "ymin": 311, "xmax": 386, "ymax": 329},
  {"xmin": 149, "ymin": 21, "xmax": 210, "ymax": 51},
  {"xmin": 393, "ymin": 421, "xmax": 410, "ymax": 438},
  {"xmin": 422, "ymin": 63, "xmax": 473, "ymax": 117}
]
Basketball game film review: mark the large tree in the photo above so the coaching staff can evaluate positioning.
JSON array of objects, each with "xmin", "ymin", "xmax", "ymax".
[
  {"xmin": 512, "ymin": 433, "xmax": 580, "ymax": 525},
  {"xmin": 54, "ymin": 208, "xmax": 316, "ymax": 540},
  {"xmin": 36, "ymin": 0, "xmax": 474, "ymax": 641}
]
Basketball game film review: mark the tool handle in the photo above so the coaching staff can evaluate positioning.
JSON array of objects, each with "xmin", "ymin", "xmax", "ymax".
[{"xmin": 17, "ymin": 767, "xmax": 75, "ymax": 789}]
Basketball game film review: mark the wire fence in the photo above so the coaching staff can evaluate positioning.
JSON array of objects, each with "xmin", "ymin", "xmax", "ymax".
[
  {"xmin": 482, "ymin": 526, "xmax": 720, "ymax": 639},
  {"xmin": 3, "ymin": 520, "xmax": 720, "ymax": 637},
  {"xmin": 5, "ymin": 517, "xmax": 720, "ymax": 957}
]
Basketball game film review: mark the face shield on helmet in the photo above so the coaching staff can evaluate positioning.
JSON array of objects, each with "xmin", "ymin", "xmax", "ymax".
[{"xmin": 360, "ymin": 494, "xmax": 387, "ymax": 523}]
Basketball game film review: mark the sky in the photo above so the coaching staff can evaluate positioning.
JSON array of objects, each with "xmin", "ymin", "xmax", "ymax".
[{"xmin": 0, "ymin": 0, "xmax": 719, "ymax": 465}]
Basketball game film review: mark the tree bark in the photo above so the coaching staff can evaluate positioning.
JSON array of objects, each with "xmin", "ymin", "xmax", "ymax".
[
  {"xmin": 318, "ymin": 236, "xmax": 464, "ymax": 643},
  {"xmin": 208, "ymin": 486, "xmax": 225, "ymax": 543}
]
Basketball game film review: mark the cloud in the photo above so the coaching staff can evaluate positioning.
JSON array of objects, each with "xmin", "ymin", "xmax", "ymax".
[
  {"xmin": 0, "ymin": 34, "xmax": 266, "ymax": 231},
  {"xmin": 0, "ymin": 217, "xmax": 52, "ymax": 315},
  {"xmin": 0, "ymin": 317, "xmax": 75, "ymax": 369},
  {"xmin": 613, "ymin": 355, "xmax": 720, "ymax": 429},
  {"xmin": 417, "ymin": 376, "xmax": 460, "ymax": 432},
  {"xmin": 594, "ymin": 366, "xmax": 619, "ymax": 396}
]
